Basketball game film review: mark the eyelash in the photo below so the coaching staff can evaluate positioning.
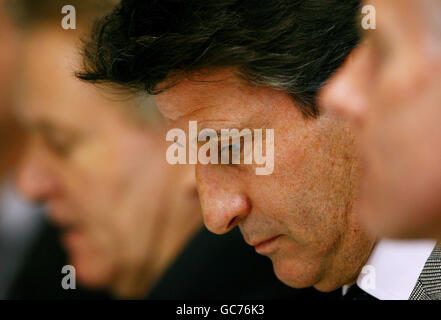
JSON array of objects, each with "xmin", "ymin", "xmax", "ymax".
[
  {"xmin": 173, "ymin": 136, "xmax": 250, "ymax": 166},
  {"xmin": 221, "ymin": 143, "xmax": 240, "ymax": 153},
  {"xmin": 219, "ymin": 141, "xmax": 245, "ymax": 166},
  {"xmin": 173, "ymin": 139, "xmax": 241, "ymax": 151},
  {"xmin": 44, "ymin": 135, "xmax": 77, "ymax": 157}
]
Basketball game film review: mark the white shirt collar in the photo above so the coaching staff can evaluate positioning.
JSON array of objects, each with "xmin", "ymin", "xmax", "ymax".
[{"xmin": 356, "ymin": 239, "xmax": 437, "ymax": 300}]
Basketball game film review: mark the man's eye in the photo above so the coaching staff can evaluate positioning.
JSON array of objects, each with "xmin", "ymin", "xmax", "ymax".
[
  {"xmin": 43, "ymin": 136, "xmax": 76, "ymax": 157},
  {"xmin": 220, "ymin": 143, "xmax": 242, "ymax": 164},
  {"xmin": 221, "ymin": 143, "xmax": 240, "ymax": 153}
]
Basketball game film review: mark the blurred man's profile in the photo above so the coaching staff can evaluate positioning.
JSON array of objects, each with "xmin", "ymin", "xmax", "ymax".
[
  {"xmin": 11, "ymin": 0, "xmax": 202, "ymax": 299},
  {"xmin": 320, "ymin": 0, "xmax": 441, "ymax": 239},
  {"xmin": 0, "ymin": 0, "xmax": 46, "ymax": 299}
]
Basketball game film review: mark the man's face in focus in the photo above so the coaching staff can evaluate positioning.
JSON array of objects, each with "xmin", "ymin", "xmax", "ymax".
[
  {"xmin": 155, "ymin": 69, "xmax": 374, "ymax": 291},
  {"xmin": 320, "ymin": 0, "xmax": 441, "ymax": 238},
  {"xmin": 16, "ymin": 28, "xmax": 199, "ymax": 297}
]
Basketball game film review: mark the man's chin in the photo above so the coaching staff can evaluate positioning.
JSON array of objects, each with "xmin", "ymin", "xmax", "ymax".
[
  {"xmin": 68, "ymin": 254, "xmax": 115, "ymax": 290},
  {"xmin": 271, "ymin": 258, "xmax": 321, "ymax": 290}
]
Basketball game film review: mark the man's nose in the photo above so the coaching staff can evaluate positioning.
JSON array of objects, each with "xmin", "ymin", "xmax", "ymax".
[
  {"xmin": 15, "ymin": 145, "xmax": 60, "ymax": 203},
  {"xmin": 319, "ymin": 45, "xmax": 371, "ymax": 126},
  {"xmin": 197, "ymin": 166, "xmax": 251, "ymax": 235}
]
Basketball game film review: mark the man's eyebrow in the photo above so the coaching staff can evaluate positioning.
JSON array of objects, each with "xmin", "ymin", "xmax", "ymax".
[{"xmin": 32, "ymin": 120, "xmax": 78, "ymax": 138}]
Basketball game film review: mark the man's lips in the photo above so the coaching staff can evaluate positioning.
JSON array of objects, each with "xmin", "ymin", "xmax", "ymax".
[{"xmin": 246, "ymin": 235, "xmax": 281, "ymax": 254}]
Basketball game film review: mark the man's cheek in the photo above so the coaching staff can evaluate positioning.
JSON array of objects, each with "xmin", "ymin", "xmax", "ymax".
[
  {"xmin": 71, "ymin": 145, "xmax": 123, "ymax": 199},
  {"xmin": 376, "ymin": 54, "xmax": 425, "ymax": 110},
  {"xmin": 73, "ymin": 140, "xmax": 114, "ymax": 173}
]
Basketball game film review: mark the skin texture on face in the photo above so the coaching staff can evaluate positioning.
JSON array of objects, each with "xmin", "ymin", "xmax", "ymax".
[
  {"xmin": 16, "ymin": 28, "xmax": 202, "ymax": 298},
  {"xmin": 319, "ymin": 0, "xmax": 441, "ymax": 239},
  {"xmin": 155, "ymin": 69, "xmax": 375, "ymax": 292}
]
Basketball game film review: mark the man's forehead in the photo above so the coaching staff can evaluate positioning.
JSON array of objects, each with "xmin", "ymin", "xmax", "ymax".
[{"xmin": 155, "ymin": 69, "xmax": 243, "ymax": 121}]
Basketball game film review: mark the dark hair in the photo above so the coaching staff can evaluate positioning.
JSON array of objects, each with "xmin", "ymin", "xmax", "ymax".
[{"xmin": 78, "ymin": 0, "xmax": 361, "ymax": 117}]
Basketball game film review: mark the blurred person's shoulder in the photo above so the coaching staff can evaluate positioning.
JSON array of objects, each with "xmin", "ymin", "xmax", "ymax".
[
  {"xmin": 0, "ymin": 179, "xmax": 45, "ymax": 299},
  {"xmin": 2, "ymin": 182, "xmax": 111, "ymax": 300},
  {"xmin": 8, "ymin": 219, "xmax": 112, "ymax": 300}
]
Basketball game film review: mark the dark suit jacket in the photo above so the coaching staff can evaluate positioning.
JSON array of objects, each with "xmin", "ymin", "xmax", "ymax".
[
  {"xmin": 147, "ymin": 226, "xmax": 340, "ymax": 300},
  {"xmin": 8, "ymin": 221, "xmax": 110, "ymax": 300},
  {"xmin": 9, "ymin": 221, "xmax": 340, "ymax": 300}
]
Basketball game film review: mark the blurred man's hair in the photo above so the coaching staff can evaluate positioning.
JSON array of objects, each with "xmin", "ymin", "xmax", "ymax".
[
  {"xmin": 78, "ymin": 0, "xmax": 362, "ymax": 117},
  {"xmin": 7, "ymin": 0, "xmax": 162, "ymax": 126}
]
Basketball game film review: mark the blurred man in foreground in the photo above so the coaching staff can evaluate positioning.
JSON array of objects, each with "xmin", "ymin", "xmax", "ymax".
[
  {"xmin": 320, "ymin": 0, "xmax": 441, "ymax": 239},
  {"xmin": 0, "ymin": 0, "xmax": 44, "ymax": 299},
  {"xmin": 14, "ymin": 0, "xmax": 201, "ymax": 298}
]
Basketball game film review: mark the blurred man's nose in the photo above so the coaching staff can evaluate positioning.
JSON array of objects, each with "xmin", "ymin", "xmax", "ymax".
[
  {"xmin": 319, "ymin": 44, "xmax": 371, "ymax": 127},
  {"xmin": 197, "ymin": 166, "xmax": 251, "ymax": 235},
  {"xmin": 16, "ymin": 142, "xmax": 60, "ymax": 203}
]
